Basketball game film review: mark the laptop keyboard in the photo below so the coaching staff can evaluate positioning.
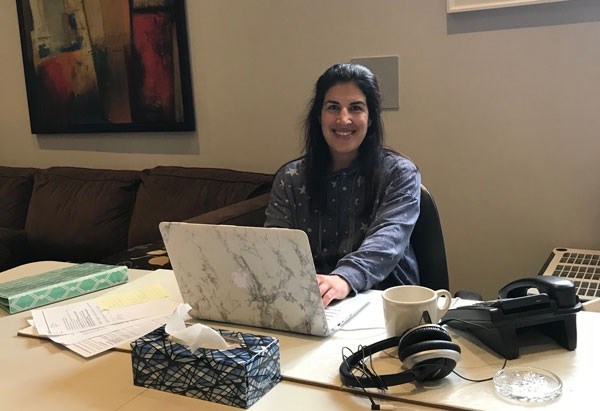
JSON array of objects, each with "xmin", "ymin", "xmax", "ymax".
[
  {"xmin": 324, "ymin": 294, "xmax": 370, "ymax": 329},
  {"xmin": 325, "ymin": 303, "xmax": 347, "ymax": 323},
  {"xmin": 550, "ymin": 251, "xmax": 600, "ymax": 300}
]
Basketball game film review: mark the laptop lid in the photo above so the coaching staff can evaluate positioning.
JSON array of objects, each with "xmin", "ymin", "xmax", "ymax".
[
  {"xmin": 159, "ymin": 222, "xmax": 364, "ymax": 336},
  {"xmin": 539, "ymin": 247, "xmax": 600, "ymax": 301}
]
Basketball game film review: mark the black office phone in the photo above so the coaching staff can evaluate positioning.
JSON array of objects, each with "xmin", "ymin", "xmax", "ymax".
[{"xmin": 441, "ymin": 276, "xmax": 582, "ymax": 359}]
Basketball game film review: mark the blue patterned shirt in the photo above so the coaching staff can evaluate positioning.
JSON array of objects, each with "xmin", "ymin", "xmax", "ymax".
[{"xmin": 265, "ymin": 150, "xmax": 421, "ymax": 293}]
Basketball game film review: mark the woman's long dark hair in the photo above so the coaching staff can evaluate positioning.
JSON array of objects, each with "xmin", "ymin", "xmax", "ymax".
[{"xmin": 302, "ymin": 63, "xmax": 384, "ymax": 217}]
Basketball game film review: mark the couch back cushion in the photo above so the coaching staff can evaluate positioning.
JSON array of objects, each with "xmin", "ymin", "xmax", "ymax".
[
  {"xmin": 128, "ymin": 167, "xmax": 273, "ymax": 247},
  {"xmin": 0, "ymin": 166, "xmax": 38, "ymax": 229},
  {"xmin": 25, "ymin": 167, "xmax": 140, "ymax": 262}
]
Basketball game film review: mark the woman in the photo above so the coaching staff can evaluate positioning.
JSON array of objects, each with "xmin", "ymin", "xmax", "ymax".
[{"xmin": 265, "ymin": 63, "xmax": 421, "ymax": 307}]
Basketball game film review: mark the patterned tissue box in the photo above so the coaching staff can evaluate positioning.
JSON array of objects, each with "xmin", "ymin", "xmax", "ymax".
[{"xmin": 130, "ymin": 326, "xmax": 281, "ymax": 408}]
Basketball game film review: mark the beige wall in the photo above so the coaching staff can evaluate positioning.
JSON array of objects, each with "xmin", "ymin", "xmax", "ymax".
[{"xmin": 1, "ymin": 0, "xmax": 599, "ymax": 297}]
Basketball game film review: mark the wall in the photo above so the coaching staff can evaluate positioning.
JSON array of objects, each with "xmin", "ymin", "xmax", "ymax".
[{"xmin": 1, "ymin": 0, "xmax": 599, "ymax": 297}]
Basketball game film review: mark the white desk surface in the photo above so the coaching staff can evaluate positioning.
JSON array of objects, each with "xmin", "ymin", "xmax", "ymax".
[
  {"xmin": 222, "ymin": 293, "xmax": 600, "ymax": 411},
  {"xmin": 0, "ymin": 262, "xmax": 439, "ymax": 411},
  {"xmin": 2, "ymin": 262, "xmax": 599, "ymax": 411}
]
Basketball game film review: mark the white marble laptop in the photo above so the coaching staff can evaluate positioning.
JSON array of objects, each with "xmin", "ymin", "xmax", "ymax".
[{"xmin": 159, "ymin": 222, "xmax": 370, "ymax": 337}]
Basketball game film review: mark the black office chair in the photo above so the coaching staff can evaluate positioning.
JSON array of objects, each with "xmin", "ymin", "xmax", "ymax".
[{"xmin": 410, "ymin": 184, "xmax": 450, "ymax": 291}]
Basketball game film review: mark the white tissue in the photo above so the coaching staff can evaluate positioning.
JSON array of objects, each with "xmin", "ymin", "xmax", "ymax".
[{"xmin": 165, "ymin": 303, "xmax": 232, "ymax": 351}]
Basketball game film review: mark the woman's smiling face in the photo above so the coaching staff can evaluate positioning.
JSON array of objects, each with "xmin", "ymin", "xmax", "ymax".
[{"xmin": 320, "ymin": 82, "xmax": 370, "ymax": 171}]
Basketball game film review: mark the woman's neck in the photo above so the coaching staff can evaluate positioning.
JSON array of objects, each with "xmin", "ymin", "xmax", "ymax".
[{"xmin": 330, "ymin": 153, "xmax": 357, "ymax": 172}]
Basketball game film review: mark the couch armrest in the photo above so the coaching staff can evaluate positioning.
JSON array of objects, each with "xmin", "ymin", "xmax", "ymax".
[
  {"xmin": 184, "ymin": 193, "xmax": 270, "ymax": 227},
  {"xmin": 0, "ymin": 228, "xmax": 30, "ymax": 271}
]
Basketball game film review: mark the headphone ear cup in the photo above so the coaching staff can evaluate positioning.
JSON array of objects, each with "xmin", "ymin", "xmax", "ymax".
[
  {"xmin": 411, "ymin": 357, "xmax": 458, "ymax": 382},
  {"xmin": 399, "ymin": 340, "xmax": 460, "ymax": 379},
  {"xmin": 399, "ymin": 339, "xmax": 460, "ymax": 362},
  {"xmin": 397, "ymin": 325, "xmax": 461, "ymax": 382},
  {"xmin": 398, "ymin": 325, "xmax": 451, "ymax": 350}
]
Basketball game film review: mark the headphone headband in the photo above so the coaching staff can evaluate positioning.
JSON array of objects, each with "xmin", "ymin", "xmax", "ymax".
[
  {"xmin": 339, "ymin": 336, "xmax": 416, "ymax": 388},
  {"xmin": 339, "ymin": 324, "xmax": 461, "ymax": 389}
]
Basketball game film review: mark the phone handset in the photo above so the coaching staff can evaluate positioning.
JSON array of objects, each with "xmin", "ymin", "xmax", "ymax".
[{"xmin": 498, "ymin": 276, "xmax": 578, "ymax": 309}]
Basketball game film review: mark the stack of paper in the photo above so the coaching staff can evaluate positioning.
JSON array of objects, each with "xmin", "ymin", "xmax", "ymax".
[{"xmin": 22, "ymin": 270, "xmax": 183, "ymax": 358}]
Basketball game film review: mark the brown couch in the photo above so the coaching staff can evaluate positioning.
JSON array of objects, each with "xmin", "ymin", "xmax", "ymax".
[{"xmin": 0, "ymin": 165, "xmax": 273, "ymax": 272}]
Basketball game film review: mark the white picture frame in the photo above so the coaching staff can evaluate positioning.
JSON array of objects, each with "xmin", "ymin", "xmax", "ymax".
[{"xmin": 447, "ymin": 0, "xmax": 568, "ymax": 13}]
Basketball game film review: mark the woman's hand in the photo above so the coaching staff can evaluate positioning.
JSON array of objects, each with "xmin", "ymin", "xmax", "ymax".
[{"xmin": 317, "ymin": 274, "xmax": 351, "ymax": 307}]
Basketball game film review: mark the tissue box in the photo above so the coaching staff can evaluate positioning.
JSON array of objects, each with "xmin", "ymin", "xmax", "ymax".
[{"xmin": 130, "ymin": 326, "xmax": 281, "ymax": 408}]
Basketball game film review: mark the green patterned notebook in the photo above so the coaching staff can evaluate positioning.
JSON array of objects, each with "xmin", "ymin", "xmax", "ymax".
[{"xmin": 0, "ymin": 263, "xmax": 129, "ymax": 314}]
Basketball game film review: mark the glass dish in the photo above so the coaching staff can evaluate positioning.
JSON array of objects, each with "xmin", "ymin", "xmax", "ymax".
[{"xmin": 493, "ymin": 366, "xmax": 562, "ymax": 403}]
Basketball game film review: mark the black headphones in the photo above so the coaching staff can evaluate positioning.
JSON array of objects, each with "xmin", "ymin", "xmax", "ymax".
[{"xmin": 339, "ymin": 324, "xmax": 461, "ymax": 388}]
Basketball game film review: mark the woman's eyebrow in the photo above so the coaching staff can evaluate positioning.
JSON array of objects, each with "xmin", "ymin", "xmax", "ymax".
[{"xmin": 324, "ymin": 99, "xmax": 366, "ymax": 106}]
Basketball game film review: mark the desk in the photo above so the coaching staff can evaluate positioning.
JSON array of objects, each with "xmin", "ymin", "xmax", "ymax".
[
  {"xmin": 2, "ymin": 263, "xmax": 599, "ymax": 411},
  {"xmin": 324, "ymin": 303, "xmax": 599, "ymax": 411},
  {"xmin": 216, "ymin": 293, "xmax": 600, "ymax": 411},
  {"xmin": 0, "ymin": 262, "xmax": 439, "ymax": 411}
]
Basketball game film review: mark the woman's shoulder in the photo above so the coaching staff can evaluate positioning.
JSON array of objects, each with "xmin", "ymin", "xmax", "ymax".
[
  {"xmin": 381, "ymin": 149, "xmax": 419, "ymax": 174},
  {"xmin": 379, "ymin": 149, "xmax": 421, "ymax": 196},
  {"xmin": 275, "ymin": 157, "xmax": 305, "ymax": 172},
  {"xmin": 273, "ymin": 157, "xmax": 307, "ymax": 181}
]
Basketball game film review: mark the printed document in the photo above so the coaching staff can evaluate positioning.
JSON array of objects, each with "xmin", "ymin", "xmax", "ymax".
[{"xmin": 26, "ymin": 269, "xmax": 183, "ymax": 357}]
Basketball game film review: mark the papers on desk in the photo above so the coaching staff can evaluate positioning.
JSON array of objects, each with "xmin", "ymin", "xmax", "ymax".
[{"xmin": 23, "ymin": 269, "xmax": 182, "ymax": 358}]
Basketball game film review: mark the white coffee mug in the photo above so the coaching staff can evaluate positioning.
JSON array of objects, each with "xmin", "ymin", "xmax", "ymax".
[{"xmin": 382, "ymin": 285, "xmax": 452, "ymax": 339}]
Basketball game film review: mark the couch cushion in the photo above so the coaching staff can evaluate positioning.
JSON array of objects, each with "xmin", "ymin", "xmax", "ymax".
[
  {"xmin": 25, "ymin": 167, "xmax": 140, "ymax": 262},
  {"xmin": 0, "ymin": 166, "xmax": 38, "ymax": 229},
  {"xmin": 128, "ymin": 167, "xmax": 273, "ymax": 247},
  {"xmin": 0, "ymin": 227, "xmax": 29, "ymax": 271}
]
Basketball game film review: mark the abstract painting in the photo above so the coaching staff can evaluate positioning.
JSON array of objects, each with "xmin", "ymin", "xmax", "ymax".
[{"xmin": 16, "ymin": 0, "xmax": 195, "ymax": 133}]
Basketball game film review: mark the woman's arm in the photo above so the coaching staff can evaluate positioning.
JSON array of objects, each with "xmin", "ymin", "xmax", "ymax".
[{"xmin": 332, "ymin": 160, "xmax": 421, "ymax": 294}]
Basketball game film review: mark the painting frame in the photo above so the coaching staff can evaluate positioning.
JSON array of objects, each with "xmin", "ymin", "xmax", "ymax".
[
  {"xmin": 16, "ymin": 0, "xmax": 195, "ymax": 134},
  {"xmin": 447, "ymin": 0, "xmax": 569, "ymax": 13}
]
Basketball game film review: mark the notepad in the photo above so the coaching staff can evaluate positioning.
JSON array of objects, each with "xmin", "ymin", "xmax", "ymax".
[{"xmin": 0, "ymin": 263, "xmax": 128, "ymax": 314}]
